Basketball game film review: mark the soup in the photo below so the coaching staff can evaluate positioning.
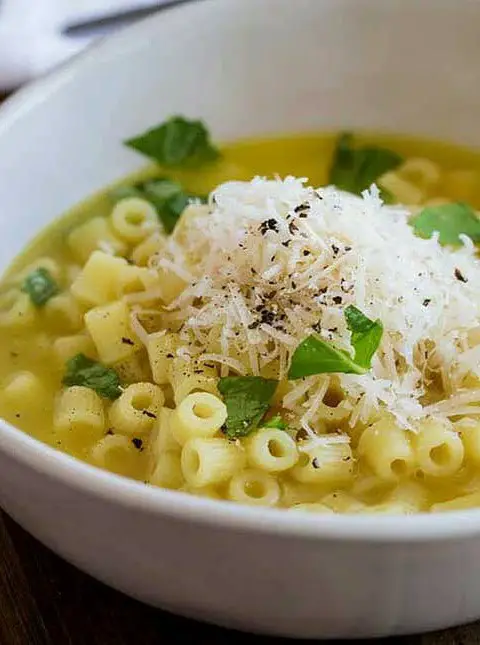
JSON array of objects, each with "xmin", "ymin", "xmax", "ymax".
[{"xmin": 1, "ymin": 117, "xmax": 480, "ymax": 514}]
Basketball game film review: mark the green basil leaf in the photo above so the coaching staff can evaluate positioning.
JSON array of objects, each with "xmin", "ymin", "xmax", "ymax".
[
  {"xmin": 218, "ymin": 376, "xmax": 278, "ymax": 439},
  {"xmin": 288, "ymin": 335, "xmax": 366, "ymax": 379},
  {"xmin": 345, "ymin": 305, "xmax": 383, "ymax": 369},
  {"xmin": 289, "ymin": 306, "xmax": 383, "ymax": 379},
  {"xmin": 125, "ymin": 116, "xmax": 220, "ymax": 168},
  {"xmin": 21, "ymin": 267, "xmax": 59, "ymax": 307},
  {"xmin": 63, "ymin": 353, "xmax": 122, "ymax": 400},
  {"xmin": 263, "ymin": 415, "xmax": 288, "ymax": 430},
  {"xmin": 329, "ymin": 132, "xmax": 402, "ymax": 197},
  {"xmin": 410, "ymin": 202, "xmax": 480, "ymax": 246},
  {"xmin": 112, "ymin": 178, "xmax": 207, "ymax": 234},
  {"xmin": 144, "ymin": 180, "xmax": 192, "ymax": 234}
]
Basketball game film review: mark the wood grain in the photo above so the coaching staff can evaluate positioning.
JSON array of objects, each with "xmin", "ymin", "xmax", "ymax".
[
  {"xmin": 0, "ymin": 511, "xmax": 478, "ymax": 645},
  {"xmin": 0, "ymin": 518, "xmax": 50, "ymax": 645},
  {"xmin": 0, "ymin": 513, "xmax": 281, "ymax": 645}
]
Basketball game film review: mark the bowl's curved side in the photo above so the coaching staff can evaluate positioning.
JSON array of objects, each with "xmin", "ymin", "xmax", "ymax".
[
  {"xmin": 2, "ymin": 438, "xmax": 480, "ymax": 639},
  {"xmin": 0, "ymin": 0, "xmax": 480, "ymax": 637}
]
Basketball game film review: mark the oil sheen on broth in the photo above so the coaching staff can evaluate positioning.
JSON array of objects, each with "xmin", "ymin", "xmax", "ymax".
[{"xmin": 1, "ymin": 128, "xmax": 480, "ymax": 513}]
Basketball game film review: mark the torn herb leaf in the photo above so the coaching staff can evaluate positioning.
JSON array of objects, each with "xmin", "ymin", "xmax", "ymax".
[
  {"xmin": 289, "ymin": 306, "xmax": 383, "ymax": 379},
  {"xmin": 21, "ymin": 267, "xmax": 59, "ymax": 307},
  {"xmin": 218, "ymin": 376, "xmax": 278, "ymax": 439},
  {"xmin": 410, "ymin": 202, "xmax": 480, "ymax": 246},
  {"xmin": 63, "ymin": 353, "xmax": 122, "ymax": 400},
  {"xmin": 329, "ymin": 132, "xmax": 402, "ymax": 198},
  {"xmin": 125, "ymin": 116, "xmax": 220, "ymax": 168},
  {"xmin": 288, "ymin": 335, "xmax": 366, "ymax": 379},
  {"xmin": 344, "ymin": 305, "xmax": 384, "ymax": 370},
  {"xmin": 112, "ymin": 177, "xmax": 207, "ymax": 234}
]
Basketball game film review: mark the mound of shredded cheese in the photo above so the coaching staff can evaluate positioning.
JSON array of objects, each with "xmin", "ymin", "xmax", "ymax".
[{"xmin": 143, "ymin": 177, "xmax": 480, "ymax": 430}]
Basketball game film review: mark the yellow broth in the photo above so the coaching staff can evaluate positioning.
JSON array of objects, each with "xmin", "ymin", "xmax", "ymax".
[{"xmin": 0, "ymin": 132, "xmax": 479, "ymax": 508}]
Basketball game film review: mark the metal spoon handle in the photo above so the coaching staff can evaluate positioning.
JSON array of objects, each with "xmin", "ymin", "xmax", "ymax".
[{"xmin": 62, "ymin": 0, "xmax": 196, "ymax": 38}]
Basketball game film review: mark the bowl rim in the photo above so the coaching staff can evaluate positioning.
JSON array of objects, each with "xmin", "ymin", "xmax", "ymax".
[{"xmin": 1, "ymin": 0, "xmax": 480, "ymax": 544}]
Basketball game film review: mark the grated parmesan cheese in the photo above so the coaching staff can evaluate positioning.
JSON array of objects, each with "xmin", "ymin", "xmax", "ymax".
[{"xmin": 140, "ymin": 177, "xmax": 480, "ymax": 429}]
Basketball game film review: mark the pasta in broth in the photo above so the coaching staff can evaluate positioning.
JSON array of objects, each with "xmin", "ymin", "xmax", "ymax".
[{"xmin": 1, "ymin": 116, "xmax": 480, "ymax": 514}]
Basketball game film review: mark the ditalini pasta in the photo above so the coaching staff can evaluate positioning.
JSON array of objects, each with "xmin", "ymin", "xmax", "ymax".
[{"xmin": 1, "ymin": 125, "xmax": 480, "ymax": 513}]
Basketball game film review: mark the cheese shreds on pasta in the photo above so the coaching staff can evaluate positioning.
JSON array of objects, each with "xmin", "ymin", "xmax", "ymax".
[{"xmin": 139, "ymin": 177, "xmax": 480, "ymax": 429}]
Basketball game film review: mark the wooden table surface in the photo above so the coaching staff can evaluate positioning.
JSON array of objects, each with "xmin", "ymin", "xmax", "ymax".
[
  {"xmin": 0, "ymin": 512, "xmax": 479, "ymax": 645},
  {"xmin": 0, "ymin": 92, "xmax": 477, "ymax": 645}
]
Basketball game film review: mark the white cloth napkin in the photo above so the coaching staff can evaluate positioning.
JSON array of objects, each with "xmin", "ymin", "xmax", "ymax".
[{"xmin": 0, "ymin": 0, "xmax": 165, "ymax": 89}]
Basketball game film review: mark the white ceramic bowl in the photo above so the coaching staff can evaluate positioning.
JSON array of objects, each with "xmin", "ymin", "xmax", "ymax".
[{"xmin": 1, "ymin": 0, "xmax": 480, "ymax": 638}]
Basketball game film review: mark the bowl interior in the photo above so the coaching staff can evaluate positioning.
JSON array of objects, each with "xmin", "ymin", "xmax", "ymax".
[{"xmin": 0, "ymin": 0, "xmax": 480, "ymax": 537}]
